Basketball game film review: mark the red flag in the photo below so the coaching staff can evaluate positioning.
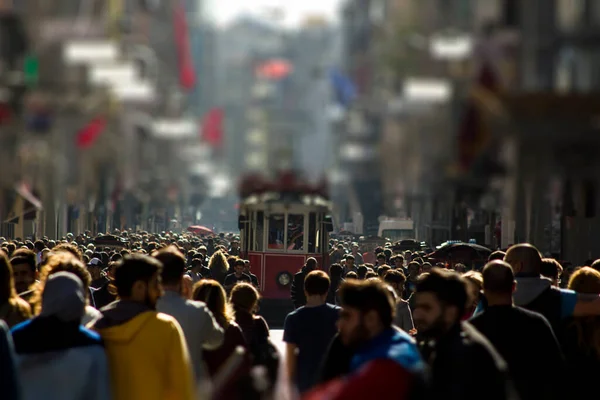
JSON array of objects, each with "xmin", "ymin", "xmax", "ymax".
[
  {"xmin": 457, "ymin": 62, "xmax": 498, "ymax": 171},
  {"xmin": 202, "ymin": 108, "xmax": 224, "ymax": 148},
  {"xmin": 76, "ymin": 117, "xmax": 106, "ymax": 149},
  {"xmin": 173, "ymin": 1, "xmax": 195, "ymax": 90}
]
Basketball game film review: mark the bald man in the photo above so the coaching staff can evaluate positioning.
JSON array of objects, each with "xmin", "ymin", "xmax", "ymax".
[
  {"xmin": 470, "ymin": 261, "xmax": 565, "ymax": 400},
  {"xmin": 504, "ymin": 244, "xmax": 600, "ymax": 332}
]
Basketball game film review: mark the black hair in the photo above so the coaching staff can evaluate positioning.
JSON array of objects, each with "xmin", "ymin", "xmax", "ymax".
[
  {"xmin": 114, "ymin": 254, "xmax": 162, "ymax": 297},
  {"xmin": 153, "ymin": 247, "xmax": 186, "ymax": 286},
  {"xmin": 416, "ymin": 267, "xmax": 467, "ymax": 317},
  {"xmin": 338, "ymin": 279, "xmax": 394, "ymax": 327}
]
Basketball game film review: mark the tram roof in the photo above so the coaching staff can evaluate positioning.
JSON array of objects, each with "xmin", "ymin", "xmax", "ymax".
[{"xmin": 240, "ymin": 192, "xmax": 331, "ymax": 209}]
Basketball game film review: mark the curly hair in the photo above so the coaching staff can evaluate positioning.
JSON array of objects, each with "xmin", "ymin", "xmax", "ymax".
[{"xmin": 31, "ymin": 252, "xmax": 91, "ymax": 315}]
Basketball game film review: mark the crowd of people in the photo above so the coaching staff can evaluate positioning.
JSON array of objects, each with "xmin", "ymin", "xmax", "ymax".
[
  {"xmin": 284, "ymin": 240, "xmax": 600, "ymax": 400},
  {"xmin": 1, "ymin": 231, "xmax": 600, "ymax": 399}
]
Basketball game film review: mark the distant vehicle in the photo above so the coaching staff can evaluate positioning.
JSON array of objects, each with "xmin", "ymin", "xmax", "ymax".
[
  {"xmin": 393, "ymin": 239, "xmax": 422, "ymax": 253},
  {"xmin": 378, "ymin": 218, "xmax": 415, "ymax": 241},
  {"xmin": 427, "ymin": 242, "xmax": 492, "ymax": 270}
]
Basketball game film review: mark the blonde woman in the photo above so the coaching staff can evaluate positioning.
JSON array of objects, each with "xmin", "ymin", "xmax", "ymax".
[
  {"xmin": 0, "ymin": 251, "xmax": 31, "ymax": 327},
  {"xmin": 208, "ymin": 251, "xmax": 229, "ymax": 285}
]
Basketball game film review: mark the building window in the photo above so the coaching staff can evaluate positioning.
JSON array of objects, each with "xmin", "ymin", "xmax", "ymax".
[
  {"xmin": 267, "ymin": 214, "xmax": 285, "ymax": 249},
  {"xmin": 287, "ymin": 214, "xmax": 305, "ymax": 251}
]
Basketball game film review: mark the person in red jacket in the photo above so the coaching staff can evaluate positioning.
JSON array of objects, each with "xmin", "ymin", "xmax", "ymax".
[{"xmin": 304, "ymin": 279, "xmax": 426, "ymax": 400}]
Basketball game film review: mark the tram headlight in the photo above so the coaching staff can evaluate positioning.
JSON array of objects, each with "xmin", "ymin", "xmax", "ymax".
[{"xmin": 276, "ymin": 271, "xmax": 293, "ymax": 287}]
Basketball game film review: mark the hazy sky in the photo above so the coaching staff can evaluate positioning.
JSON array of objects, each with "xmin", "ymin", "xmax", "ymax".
[{"xmin": 209, "ymin": 0, "xmax": 343, "ymax": 27}]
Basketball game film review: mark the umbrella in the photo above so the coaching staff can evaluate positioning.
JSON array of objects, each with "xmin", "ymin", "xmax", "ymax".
[
  {"xmin": 427, "ymin": 243, "xmax": 491, "ymax": 268},
  {"xmin": 187, "ymin": 225, "xmax": 214, "ymax": 235},
  {"xmin": 255, "ymin": 59, "xmax": 293, "ymax": 80}
]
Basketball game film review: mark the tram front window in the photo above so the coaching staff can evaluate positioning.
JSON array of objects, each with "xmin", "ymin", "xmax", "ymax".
[
  {"xmin": 268, "ymin": 214, "xmax": 285, "ymax": 249},
  {"xmin": 287, "ymin": 214, "xmax": 304, "ymax": 251}
]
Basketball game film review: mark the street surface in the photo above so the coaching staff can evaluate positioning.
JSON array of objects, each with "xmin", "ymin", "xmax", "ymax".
[{"xmin": 271, "ymin": 329, "xmax": 285, "ymax": 357}]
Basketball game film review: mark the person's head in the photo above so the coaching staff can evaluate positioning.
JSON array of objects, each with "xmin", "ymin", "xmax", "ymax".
[
  {"xmin": 568, "ymin": 267, "xmax": 600, "ymax": 294},
  {"xmin": 365, "ymin": 271, "xmax": 377, "ymax": 279},
  {"xmin": 540, "ymin": 258, "xmax": 563, "ymax": 286},
  {"xmin": 304, "ymin": 270, "xmax": 330, "ymax": 302},
  {"xmin": 504, "ymin": 243, "xmax": 543, "ymax": 276},
  {"xmin": 233, "ymin": 258, "xmax": 245, "ymax": 276},
  {"xmin": 33, "ymin": 252, "xmax": 92, "ymax": 315},
  {"xmin": 376, "ymin": 253, "xmax": 386, "ymax": 265},
  {"xmin": 337, "ymin": 279, "xmax": 395, "ymax": 347},
  {"xmin": 345, "ymin": 271, "xmax": 358, "ymax": 280},
  {"xmin": 208, "ymin": 250, "xmax": 229, "ymax": 274},
  {"xmin": 230, "ymin": 282, "xmax": 260, "ymax": 313},
  {"xmin": 407, "ymin": 261, "xmax": 421, "ymax": 280},
  {"xmin": 39, "ymin": 271, "xmax": 86, "ymax": 323},
  {"xmin": 383, "ymin": 269, "xmax": 407, "ymax": 298},
  {"xmin": 462, "ymin": 270, "xmax": 483, "ymax": 310},
  {"xmin": 52, "ymin": 243, "xmax": 83, "ymax": 261},
  {"xmin": 192, "ymin": 279, "xmax": 233, "ymax": 328},
  {"xmin": 357, "ymin": 265, "xmax": 368, "ymax": 279},
  {"xmin": 243, "ymin": 260, "xmax": 251, "ymax": 273},
  {"xmin": 421, "ymin": 262, "xmax": 433, "ymax": 273},
  {"xmin": 488, "ymin": 250, "xmax": 506, "ymax": 262},
  {"xmin": 351, "ymin": 244, "xmax": 359, "ymax": 253},
  {"xmin": 152, "ymin": 246, "xmax": 186, "ymax": 292},
  {"xmin": 34, "ymin": 240, "xmax": 46, "ymax": 253},
  {"xmin": 86, "ymin": 257, "xmax": 104, "ymax": 280},
  {"xmin": 0, "ymin": 250, "xmax": 17, "ymax": 304},
  {"xmin": 481, "ymin": 260, "xmax": 515, "ymax": 305},
  {"xmin": 393, "ymin": 255, "xmax": 404, "ymax": 269},
  {"xmin": 377, "ymin": 265, "xmax": 391, "ymax": 278},
  {"xmin": 329, "ymin": 263, "xmax": 343, "ymax": 279},
  {"xmin": 345, "ymin": 254, "xmax": 355, "ymax": 268},
  {"xmin": 10, "ymin": 249, "xmax": 37, "ymax": 293},
  {"xmin": 590, "ymin": 259, "xmax": 600, "ymax": 273},
  {"xmin": 305, "ymin": 257, "xmax": 317, "ymax": 272},
  {"xmin": 454, "ymin": 263, "xmax": 467, "ymax": 273},
  {"xmin": 114, "ymin": 254, "xmax": 163, "ymax": 308},
  {"xmin": 413, "ymin": 268, "xmax": 468, "ymax": 339},
  {"xmin": 191, "ymin": 258, "xmax": 204, "ymax": 271}
]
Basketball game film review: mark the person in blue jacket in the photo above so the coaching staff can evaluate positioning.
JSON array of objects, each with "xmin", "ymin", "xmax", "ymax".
[{"xmin": 305, "ymin": 279, "xmax": 426, "ymax": 400}]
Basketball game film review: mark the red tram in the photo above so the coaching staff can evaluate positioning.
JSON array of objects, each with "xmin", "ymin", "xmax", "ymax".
[{"xmin": 238, "ymin": 172, "xmax": 333, "ymax": 300}]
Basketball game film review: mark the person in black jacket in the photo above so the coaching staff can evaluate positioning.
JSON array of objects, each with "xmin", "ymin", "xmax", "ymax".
[
  {"xmin": 470, "ymin": 260, "xmax": 565, "ymax": 400},
  {"xmin": 290, "ymin": 258, "xmax": 317, "ymax": 309},
  {"xmin": 414, "ymin": 268, "xmax": 517, "ymax": 400}
]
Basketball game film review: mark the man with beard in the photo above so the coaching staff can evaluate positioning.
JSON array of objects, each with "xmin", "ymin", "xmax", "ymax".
[
  {"xmin": 91, "ymin": 254, "xmax": 195, "ymax": 400},
  {"xmin": 305, "ymin": 279, "xmax": 425, "ymax": 400},
  {"xmin": 413, "ymin": 268, "xmax": 516, "ymax": 400}
]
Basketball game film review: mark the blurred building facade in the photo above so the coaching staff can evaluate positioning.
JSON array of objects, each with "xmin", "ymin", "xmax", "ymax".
[{"xmin": 335, "ymin": 0, "xmax": 600, "ymax": 262}]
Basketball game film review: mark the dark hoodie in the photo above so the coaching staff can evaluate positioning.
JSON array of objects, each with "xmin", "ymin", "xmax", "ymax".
[{"xmin": 291, "ymin": 266, "xmax": 313, "ymax": 309}]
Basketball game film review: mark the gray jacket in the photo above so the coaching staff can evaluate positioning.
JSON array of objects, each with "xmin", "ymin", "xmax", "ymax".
[
  {"xmin": 157, "ymin": 290, "xmax": 224, "ymax": 382},
  {"xmin": 394, "ymin": 299, "xmax": 415, "ymax": 333}
]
